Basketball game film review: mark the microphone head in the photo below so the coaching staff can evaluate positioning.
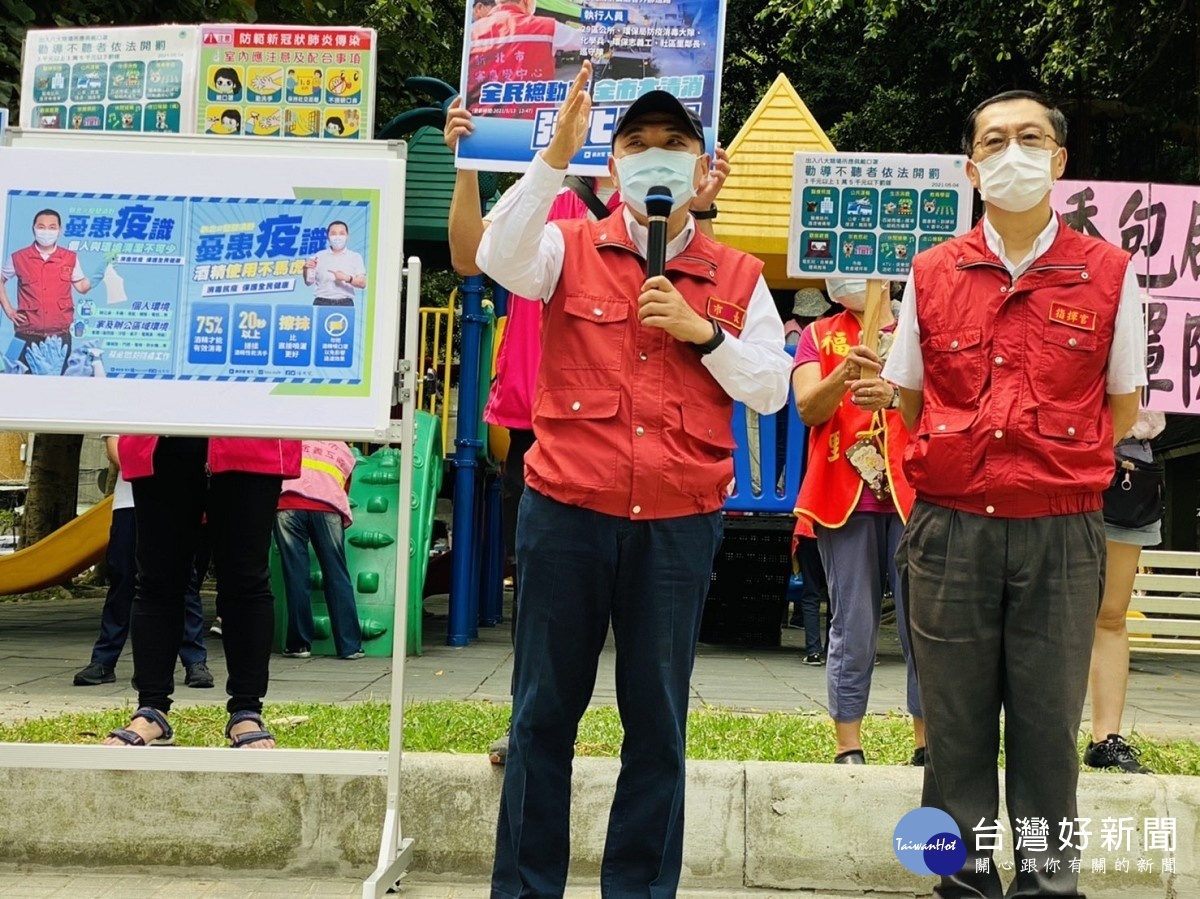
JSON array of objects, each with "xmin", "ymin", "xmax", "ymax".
[{"xmin": 645, "ymin": 185, "xmax": 673, "ymax": 218}]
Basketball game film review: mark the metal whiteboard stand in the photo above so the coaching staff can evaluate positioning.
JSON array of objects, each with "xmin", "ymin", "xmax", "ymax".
[{"xmin": 362, "ymin": 256, "xmax": 421, "ymax": 899}]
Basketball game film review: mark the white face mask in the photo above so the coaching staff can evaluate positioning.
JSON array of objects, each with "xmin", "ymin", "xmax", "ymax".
[
  {"xmin": 34, "ymin": 228, "xmax": 59, "ymax": 248},
  {"xmin": 826, "ymin": 278, "xmax": 869, "ymax": 312},
  {"xmin": 974, "ymin": 143, "xmax": 1057, "ymax": 213},
  {"xmin": 328, "ymin": 235, "xmax": 348, "ymax": 251},
  {"xmin": 614, "ymin": 147, "xmax": 697, "ymax": 216}
]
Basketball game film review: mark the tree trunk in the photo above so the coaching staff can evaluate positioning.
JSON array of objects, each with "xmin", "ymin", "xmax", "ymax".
[{"xmin": 20, "ymin": 434, "xmax": 83, "ymax": 550}]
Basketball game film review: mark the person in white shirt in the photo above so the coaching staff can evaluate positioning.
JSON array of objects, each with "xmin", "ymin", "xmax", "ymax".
[
  {"xmin": 303, "ymin": 221, "xmax": 366, "ymax": 306},
  {"xmin": 882, "ymin": 90, "xmax": 1145, "ymax": 898}
]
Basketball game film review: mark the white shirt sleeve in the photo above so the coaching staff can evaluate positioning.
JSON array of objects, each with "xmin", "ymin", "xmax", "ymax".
[
  {"xmin": 476, "ymin": 152, "xmax": 567, "ymax": 301},
  {"xmin": 1107, "ymin": 261, "xmax": 1148, "ymax": 394},
  {"xmin": 702, "ymin": 276, "xmax": 792, "ymax": 415},
  {"xmin": 1, "ymin": 256, "xmax": 15, "ymax": 281},
  {"xmin": 553, "ymin": 22, "xmax": 583, "ymax": 53},
  {"xmin": 73, "ymin": 260, "xmax": 86, "ymax": 283},
  {"xmin": 881, "ymin": 278, "xmax": 923, "ymax": 390},
  {"xmin": 351, "ymin": 251, "xmax": 367, "ymax": 279}
]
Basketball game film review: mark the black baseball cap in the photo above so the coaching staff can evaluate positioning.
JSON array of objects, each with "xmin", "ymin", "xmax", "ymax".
[{"xmin": 612, "ymin": 91, "xmax": 704, "ymax": 145}]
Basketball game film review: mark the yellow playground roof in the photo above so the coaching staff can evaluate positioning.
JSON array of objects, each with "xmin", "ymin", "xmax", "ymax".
[{"xmin": 714, "ymin": 74, "xmax": 835, "ymax": 290}]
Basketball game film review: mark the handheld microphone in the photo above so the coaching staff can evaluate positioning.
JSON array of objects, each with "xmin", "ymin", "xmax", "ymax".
[{"xmin": 645, "ymin": 186, "xmax": 673, "ymax": 279}]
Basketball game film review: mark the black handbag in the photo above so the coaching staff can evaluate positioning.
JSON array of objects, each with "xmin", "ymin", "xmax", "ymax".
[{"xmin": 1102, "ymin": 456, "xmax": 1165, "ymax": 529}]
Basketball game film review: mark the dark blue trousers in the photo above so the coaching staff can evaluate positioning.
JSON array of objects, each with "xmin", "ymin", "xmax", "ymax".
[
  {"xmin": 89, "ymin": 507, "xmax": 208, "ymax": 671},
  {"xmin": 491, "ymin": 489, "xmax": 722, "ymax": 899}
]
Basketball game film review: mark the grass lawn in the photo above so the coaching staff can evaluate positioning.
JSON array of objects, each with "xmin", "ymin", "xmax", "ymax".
[{"xmin": 1, "ymin": 700, "xmax": 1197, "ymax": 773}]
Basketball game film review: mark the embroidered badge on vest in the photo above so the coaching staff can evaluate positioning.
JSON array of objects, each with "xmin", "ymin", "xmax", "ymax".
[
  {"xmin": 1048, "ymin": 302, "xmax": 1097, "ymax": 331},
  {"xmin": 707, "ymin": 296, "xmax": 745, "ymax": 330}
]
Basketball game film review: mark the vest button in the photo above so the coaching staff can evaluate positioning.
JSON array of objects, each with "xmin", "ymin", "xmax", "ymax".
[
  {"xmin": 994, "ymin": 356, "xmax": 1004, "ymax": 366},
  {"xmin": 632, "ymin": 505, "xmax": 641, "ymax": 515},
  {"xmin": 986, "ymin": 505, "xmax": 996, "ymax": 514},
  {"xmin": 1081, "ymin": 271, "xmax": 1089, "ymax": 280},
  {"xmin": 1068, "ymin": 338, "xmax": 1078, "ymax": 347},
  {"xmin": 1000, "ymin": 286, "xmax": 1008, "ymax": 293},
  {"xmin": 994, "ymin": 429, "xmax": 1003, "ymax": 439},
  {"xmin": 635, "ymin": 426, "xmax": 645, "ymax": 436},
  {"xmin": 950, "ymin": 340, "xmax": 959, "ymax": 349},
  {"xmin": 639, "ymin": 352, "xmax": 648, "ymax": 361},
  {"xmin": 937, "ymin": 424, "xmax": 947, "ymax": 431},
  {"xmin": 1067, "ymin": 426, "xmax": 1076, "ymax": 436},
  {"xmin": 571, "ymin": 401, "xmax": 581, "ymax": 411},
  {"xmin": 593, "ymin": 308, "xmax": 604, "ymax": 316}
]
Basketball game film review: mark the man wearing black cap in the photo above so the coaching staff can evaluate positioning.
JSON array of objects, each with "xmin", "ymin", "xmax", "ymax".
[{"xmin": 476, "ymin": 61, "xmax": 792, "ymax": 897}]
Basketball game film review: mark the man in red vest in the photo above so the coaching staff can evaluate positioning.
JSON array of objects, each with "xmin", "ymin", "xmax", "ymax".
[
  {"xmin": 0, "ymin": 209, "xmax": 92, "ymax": 374},
  {"xmin": 884, "ymin": 91, "xmax": 1145, "ymax": 897},
  {"xmin": 475, "ymin": 62, "xmax": 792, "ymax": 897},
  {"xmin": 792, "ymin": 277, "xmax": 924, "ymax": 767},
  {"xmin": 466, "ymin": 0, "xmax": 582, "ymax": 115}
]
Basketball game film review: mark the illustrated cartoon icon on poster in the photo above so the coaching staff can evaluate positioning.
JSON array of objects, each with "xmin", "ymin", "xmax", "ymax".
[
  {"xmin": 205, "ymin": 107, "xmax": 242, "ymax": 134},
  {"xmin": 208, "ymin": 66, "xmax": 243, "ymax": 101}
]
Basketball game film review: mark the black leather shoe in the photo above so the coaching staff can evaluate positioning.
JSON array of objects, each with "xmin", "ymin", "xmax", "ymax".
[
  {"xmin": 910, "ymin": 746, "xmax": 927, "ymax": 767},
  {"xmin": 834, "ymin": 749, "xmax": 866, "ymax": 765},
  {"xmin": 73, "ymin": 662, "xmax": 115, "ymax": 686}
]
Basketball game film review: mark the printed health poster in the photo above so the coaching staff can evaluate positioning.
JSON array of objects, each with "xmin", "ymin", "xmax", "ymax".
[
  {"xmin": 197, "ymin": 25, "xmax": 376, "ymax": 140},
  {"xmin": 0, "ymin": 142, "xmax": 404, "ymax": 439},
  {"xmin": 20, "ymin": 25, "xmax": 198, "ymax": 134},
  {"xmin": 1, "ymin": 192, "xmax": 371, "ymax": 383},
  {"xmin": 788, "ymin": 153, "xmax": 974, "ymax": 279},
  {"xmin": 457, "ymin": 0, "xmax": 727, "ymax": 175}
]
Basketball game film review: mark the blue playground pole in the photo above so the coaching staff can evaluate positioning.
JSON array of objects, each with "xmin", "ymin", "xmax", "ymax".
[{"xmin": 447, "ymin": 273, "xmax": 486, "ymax": 646}]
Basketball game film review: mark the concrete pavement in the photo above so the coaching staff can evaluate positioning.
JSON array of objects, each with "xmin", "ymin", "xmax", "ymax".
[{"xmin": 1, "ymin": 589, "xmax": 1197, "ymax": 739}]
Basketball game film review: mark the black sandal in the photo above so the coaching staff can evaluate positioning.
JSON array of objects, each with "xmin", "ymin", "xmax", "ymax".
[
  {"xmin": 225, "ymin": 710, "xmax": 275, "ymax": 748},
  {"xmin": 106, "ymin": 706, "xmax": 175, "ymax": 746}
]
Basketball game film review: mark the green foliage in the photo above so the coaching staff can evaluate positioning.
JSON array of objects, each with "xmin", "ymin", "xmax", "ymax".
[
  {"xmin": 748, "ymin": 0, "xmax": 1199, "ymax": 182},
  {"xmin": 3, "ymin": 700, "xmax": 1199, "ymax": 774}
]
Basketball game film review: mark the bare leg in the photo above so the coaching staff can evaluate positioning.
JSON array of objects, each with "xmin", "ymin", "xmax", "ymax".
[
  {"xmin": 1089, "ymin": 540, "xmax": 1142, "ymax": 740},
  {"xmin": 835, "ymin": 718, "xmax": 862, "ymax": 755}
]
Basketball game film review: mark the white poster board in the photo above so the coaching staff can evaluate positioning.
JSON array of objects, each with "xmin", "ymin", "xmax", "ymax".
[
  {"xmin": 788, "ymin": 152, "xmax": 973, "ymax": 279},
  {"xmin": 0, "ymin": 131, "xmax": 405, "ymax": 439},
  {"xmin": 19, "ymin": 25, "xmax": 200, "ymax": 134}
]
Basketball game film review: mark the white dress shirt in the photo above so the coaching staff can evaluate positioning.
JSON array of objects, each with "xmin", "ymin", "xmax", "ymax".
[
  {"xmin": 477, "ymin": 153, "xmax": 792, "ymax": 415},
  {"xmin": 884, "ymin": 213, "xmax": 1147, "ymax": 394}
]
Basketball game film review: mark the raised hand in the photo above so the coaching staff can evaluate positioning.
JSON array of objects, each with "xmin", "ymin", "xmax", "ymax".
[
  {"xmin": 443, "ymin": 96, "xmax": 474, "ymax": 152},
  {"xmin": 693, "ymin": 142, "xmax": 730, "ymax": 211},
  {"xmin": 542, "ymin": 61, "xmax": 593, "ymax": 170}
]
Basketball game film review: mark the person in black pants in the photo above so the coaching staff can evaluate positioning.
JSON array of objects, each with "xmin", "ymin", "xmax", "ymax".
[{"xmin": 103, "ymin": 436, "xmax": 298, "ymax": 748}]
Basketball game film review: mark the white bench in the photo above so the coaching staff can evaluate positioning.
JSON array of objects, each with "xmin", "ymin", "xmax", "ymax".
[{"xmin": 1129, "ymin": 550, "xmax": 1200, "ymax": 654}]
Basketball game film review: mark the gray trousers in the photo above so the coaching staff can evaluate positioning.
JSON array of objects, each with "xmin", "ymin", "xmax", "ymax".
[
  {"xmin": 817, "ymin": 512, "xmax": 921, "ymax": 722},
  {"xmin": 898, "ymin": 501, "xmax": 1104, "ymax": 899}
]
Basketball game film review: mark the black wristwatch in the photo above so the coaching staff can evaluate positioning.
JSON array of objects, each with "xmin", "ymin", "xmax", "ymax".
[
  {"xmin": 692, "ymin": 204, "xmax": 718, "ymax": 220},
  {"xmin": 697, "ymin": 319, "xmax": 725, "ymax": 355}
]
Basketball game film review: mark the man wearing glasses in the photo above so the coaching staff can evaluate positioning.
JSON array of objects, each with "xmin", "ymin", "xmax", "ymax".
[{"xmin": 883, "ymin": 91, "xmax": 1145, "ymax": 897}]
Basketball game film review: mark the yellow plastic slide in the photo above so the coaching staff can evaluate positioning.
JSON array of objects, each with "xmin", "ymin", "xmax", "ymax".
[{"xmin": 0, "ymin": 495, "xmax": 112, "ymax": 594}]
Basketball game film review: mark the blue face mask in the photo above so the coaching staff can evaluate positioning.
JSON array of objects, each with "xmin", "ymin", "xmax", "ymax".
[{"xmin": 614, "ymin": 147, "xmax": 698, "ymax": 216}]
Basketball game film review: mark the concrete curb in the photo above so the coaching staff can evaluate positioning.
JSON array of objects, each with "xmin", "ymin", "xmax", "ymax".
[{"xmin": 0, "ymin": 753, "xmax": 1195, "ymax": 896}]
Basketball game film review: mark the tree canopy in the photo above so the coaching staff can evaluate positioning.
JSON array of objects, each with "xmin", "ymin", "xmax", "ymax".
[{"xmin": 2, "ymin": 0, "xmax": 1196, "ymax": 183}]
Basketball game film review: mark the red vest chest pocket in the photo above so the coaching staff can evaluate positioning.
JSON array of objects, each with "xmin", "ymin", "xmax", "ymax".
[
  {"xmin": 556, "ymin": 293, "xmax": 631, "ymax": 372},
  {"xmin": 925, "ymin": 328, "xmax": 984, "ymax": 407},
  {"xmin": 1036, "ymin": 320, "xmax": 1101, "ymax": 403}
]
